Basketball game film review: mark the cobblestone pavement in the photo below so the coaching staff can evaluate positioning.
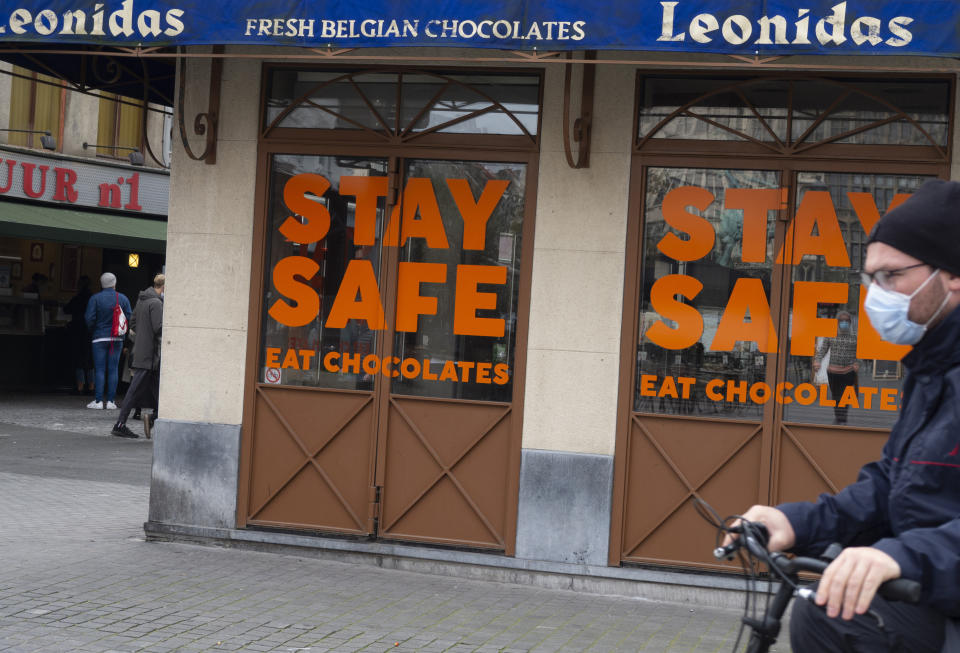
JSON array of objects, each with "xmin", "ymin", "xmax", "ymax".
[{"xmin": 0, "ymin": 408, "xmax": 785, "ymax": 653}]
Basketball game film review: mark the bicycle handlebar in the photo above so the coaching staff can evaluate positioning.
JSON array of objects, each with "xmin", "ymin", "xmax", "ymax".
[
  {"xmin": 696, "ymin": 503, "xmax": 925, "ymax": 653},
  {"xmin": 772, "ymin": 554, "xmax": 922, "ymax": 604},
  {"xmin": 713, "ymin": 522, "xmax": 921, "ymax": 605}
]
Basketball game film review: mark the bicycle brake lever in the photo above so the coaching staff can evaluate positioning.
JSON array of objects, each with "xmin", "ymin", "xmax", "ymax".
[
  {"xmin": 713, "ymin": 541, "xmax": 739, "ymax": 560},
  {"xmin": 713, "ymin": 522, "xmax": 770, "ymax": 561},
  {"xmin": 797, "ymin": 588, "xmax": 886, "ymax": 631}
]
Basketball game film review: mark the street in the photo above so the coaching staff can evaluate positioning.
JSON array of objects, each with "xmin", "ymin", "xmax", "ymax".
[{"xmin": 0, "ymin": 394, "xmax": 770, "ymax": 652}]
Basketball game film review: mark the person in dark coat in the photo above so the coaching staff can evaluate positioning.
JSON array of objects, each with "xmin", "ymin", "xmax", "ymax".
[
  {"xmin": 64, "ymin": 275, "xmax": 93, "ymax": 394},
  {"xmin": 725, "ymin": 180, "xmax": 960, "ymax": 652},
  {"xmin": 84, "ymin": 272, "xmax": 132, "ymax": 409},
  {"xmin": 112, "ymin": 274, "xmax": 163, "ymax": 439}
]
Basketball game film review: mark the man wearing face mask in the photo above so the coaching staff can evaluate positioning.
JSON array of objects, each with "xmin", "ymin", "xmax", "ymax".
[
  {"xmin": 724, "ymin": 179, "xmax": 960, "ymax": 652},
  {"xmin": 813, "ymin": 310, "xmax": 860, "ymax": 425}
]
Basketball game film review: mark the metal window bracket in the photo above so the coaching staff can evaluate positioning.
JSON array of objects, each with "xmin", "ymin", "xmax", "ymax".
[
  {"xmin": 177, "ymin": 45, "xmax": 223, "ymax": 165},
  {"xmin": 562, "ymin": 50, "xmax": 596, "ymax": 169}
]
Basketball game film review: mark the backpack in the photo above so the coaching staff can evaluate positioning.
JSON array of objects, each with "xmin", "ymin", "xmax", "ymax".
[{"xmin": 111, "ymin": 292, "xmax": 128, "ymax": 338}]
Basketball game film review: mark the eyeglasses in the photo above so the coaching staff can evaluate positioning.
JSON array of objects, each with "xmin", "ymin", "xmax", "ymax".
[{"xmin": 860, "ymin": 263, "xmax": 928, "ymax": 291}]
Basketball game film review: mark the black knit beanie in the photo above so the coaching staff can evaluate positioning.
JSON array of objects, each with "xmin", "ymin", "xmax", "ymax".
[{"xmin": 867, "ymin": 179, "xmax": 960, "ymax": 277}]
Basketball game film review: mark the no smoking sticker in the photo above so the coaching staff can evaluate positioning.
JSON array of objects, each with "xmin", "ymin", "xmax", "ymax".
[{"xmin": 264, "ymin": 368, "xmax": 281, "ymax": 384}]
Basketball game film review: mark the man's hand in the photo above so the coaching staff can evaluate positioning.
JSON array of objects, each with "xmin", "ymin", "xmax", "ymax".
[
  {"xmin": 720, "ymin": 505, "xmax": 796, "ymax": 553},
  {"xmin": 816, "ymin": 547, "xmax": 901, "ymax": 620}
]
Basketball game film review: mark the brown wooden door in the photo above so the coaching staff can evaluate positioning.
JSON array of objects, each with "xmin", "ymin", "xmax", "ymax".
[
  {"xmin": 379, "ymin": 397, "xmax": 514, "ymax": 548},
  {"xmin": 248, "ymin": 386, "xmax": 377, "ymax": 534},
  {"xmin": 239, "ymin": 149, "xmax": 535, "ymax": 553},
  {"xmin": 613, "ymin": 164, "xmax": 784, "ymax": 568},
  {"xmin": 613, "ymin": 165, "xmax": 937, "ymax": 569},
  {"xmin": 612, "ymin": 75, "xmax": 951, "ymax": 569},
  {"xmin": 371, "ymin": 157, "xmax": 530, "ymax": 550}
]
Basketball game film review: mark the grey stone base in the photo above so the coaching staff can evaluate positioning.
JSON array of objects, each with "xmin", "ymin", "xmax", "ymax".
[
  {"xmin": 515, "ymin": 449, "xmax": 614, "ymax": 566},
  {"xmin": 143, "ymin": 520, "xmax": 751, "ymax": 610},
  {"xmin": 147, "ymin": 431, "xmax": 750, "ymax": 609},
  {"xmin": 148, "ymin": 419, "xmax": 240, "ymax": 529}
]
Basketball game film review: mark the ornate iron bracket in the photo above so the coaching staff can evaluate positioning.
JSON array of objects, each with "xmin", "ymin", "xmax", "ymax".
[
  {"xmin": 562, "ymin": 50, "xmax": 596, "ymax": 169},
  {"xmin": 177, "ymin": 45, "xmax": 223, "ymax": 165}
]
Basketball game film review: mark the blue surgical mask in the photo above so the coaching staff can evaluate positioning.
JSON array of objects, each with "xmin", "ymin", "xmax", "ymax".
[
  {"xmin": 838, "ymin": 321, "xmax": 851, "ymax": 330},
  {"xmin": 863, "ymin": 269, "xmax": 950, "ymax": 345}
]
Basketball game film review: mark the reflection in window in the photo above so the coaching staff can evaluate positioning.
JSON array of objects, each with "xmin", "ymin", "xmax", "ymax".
[
  {"xmin": 259, "ymin": 155, "xmax": 527, "ymax": 403},
  {"xmin": 781, "ymin": 172, "xmax": 930, "ymax": 429},
  {"xmin": 260, "ymin": 155, "xmax": 389, "ymax": 391},
  {"xmin": 636, "ymin": 167, "xmax": 780, "ymax": 419},
  {"xmin": 390, "ymin": 159, "xmax": 526, "ymax": 402},
  {"xmin": 266, "ymin": 70, "xmax": 540, "ymax": 137},
  {"xmin": 638, "ymin": 76, "xmax": 949, "ymax": 149}
]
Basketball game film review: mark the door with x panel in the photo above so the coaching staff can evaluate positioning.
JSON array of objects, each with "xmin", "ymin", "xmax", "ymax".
[
  {"xmin": 240, "ymin": 68, "xmax": 539, "ymax": 550},
  {"xmin": 612, "ymin": 75, "xmax": 951, "ymax": 569},
  {"xmin": 241, "ymin": 153, "xmax": 530, "ymax": 550},
  {"xmin": 614, "ymin": 165, "xmax": 784, "ymax": 567},
  {"xmin": 245, "ymin": 154, "xmax": 388, "ymax": 536},
  {"xmin": 375, "ymin": 158, "xmax": 526, "ymax": 549}
]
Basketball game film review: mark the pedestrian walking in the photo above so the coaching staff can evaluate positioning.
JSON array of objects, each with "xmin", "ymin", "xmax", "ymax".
[
  {"xmin": 84, "ymin": 272, "xmax": 132, "ymax": 410},
  {"xmin": 112, "ymin": 274, "xmax": 163, "ymax": 439}
]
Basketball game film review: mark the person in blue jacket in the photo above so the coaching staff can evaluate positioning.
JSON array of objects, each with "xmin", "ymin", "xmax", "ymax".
[
  {"xmin": 84, "ymin": 272, "xmax": 132, "ymax": 410},
  {"xmin": 728, "ymin": 179, "xmax": 960, "ymax": 652}
]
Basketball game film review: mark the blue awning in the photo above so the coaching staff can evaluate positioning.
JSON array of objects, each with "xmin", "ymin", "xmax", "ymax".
[{"xmin": 0, "ymin": 1, "xmax": 957, "ymax": 57}]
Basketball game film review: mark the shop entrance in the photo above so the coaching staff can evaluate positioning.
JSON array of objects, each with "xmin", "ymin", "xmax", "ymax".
[
  {"xmin": 611, "ymin": 75, "xmax": 953, "ymax": 569},
  {"xmin": 238, "ymin": 68, "xmax": 540, "ymax": 552}
]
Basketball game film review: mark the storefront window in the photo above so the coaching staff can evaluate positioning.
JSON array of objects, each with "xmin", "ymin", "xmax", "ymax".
[
  {"xmin": 259, "ymin": 155, "xmax": 526, "ymax": 402},
  {"xmin": 635, "ymin": 166, "xmax": 931, "ymax": 427},
  {"xmin": 266, "ymin": 70, "xmax": 540, "ymax": 137},
  {"xmin": 390, "ymin": 159, "xmax": 526, "ymax": 403},
  {"xmin": 260, "ymin": 154, "xmax": 389, "ymax": 390},
  {"xmin": 636, "ymin": 167, "xmax": 780, "ymax": 419},
  {"xmin": 781, "ymin": 172, "xmax": 929, "ymax": 428},
  {"xmin": 638, "ymin": 77, "xmax": 950, "ymax": 148}
]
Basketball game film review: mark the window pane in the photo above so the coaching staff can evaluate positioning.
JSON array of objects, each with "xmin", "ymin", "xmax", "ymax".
[
  {"xmin": 260, "ymin": 154, "xmax": 389, "ymax": 390},
  {"xmin": 266, "ymin": 71, "xmax": 396, "ymax": 131},
  {"xmin": 116, "ymin": 98, "xmax": 143, "ymax": 151},
  {"xmin": 8, "ymin": 68, "xmax": 61, "ymax": 149},
  {"xmin": 791, "ymin": 79, "xmax": 949, "ymax": 146},
  {"xmin": 781, "ymin": 172, "xmax": 931, "ymax": 428},
  {"xmin": 266, "ymin": 70, "xmax": 539, "ymax": 136},
  {"xmin": 400, "ymin": 74, "xmax": 539, "ymax": 135},
  {"xmin": 390, "ymin": 159, "xmax": 526, "ymax": 402},
  {"xmin": 8, "ymin": 67, "xmax": 34, "ymax": 147},
  {"xmin": 636, "ymin": 167, "xmax": 780, "ymax": 419},
  {"xmin": 639, "ymin": 77, "xmax": 788, "ymax": 142},
  {"xmin": 639, "ymin": 77, "xmax": 949, "ymax": 147}
]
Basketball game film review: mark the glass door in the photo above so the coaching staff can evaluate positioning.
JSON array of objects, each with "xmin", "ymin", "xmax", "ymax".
[
  {"xmin": 619, "ymin": 165, "xmax": 786, "ymax": 567},
  {"xmin": 375, "ymin": 158, "xmax": 529, "ymax": 549},
  {"xmin": 773, "ymin": 171, "xmax": 931, "ymax": 505}
]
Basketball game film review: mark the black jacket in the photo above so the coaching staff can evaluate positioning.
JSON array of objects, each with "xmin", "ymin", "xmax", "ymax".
[
  {"xmin": 130, "ymin": 287, "xmax": 163, "ymax": 370},
  {"xmin": 779, "ymin": 305, "xmax": 960, "ymax": 617}
]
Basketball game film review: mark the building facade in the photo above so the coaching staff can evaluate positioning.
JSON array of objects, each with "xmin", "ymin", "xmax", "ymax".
[
  {"xmin": 0, "ymin": 64, "xmax": 169, "ymax": 390},
  {"xmin": 4, "ymin": 0, "xmax": 957, "ymax": 602},
  {"xmin": 138, "ymin": 44, "xmax": 958, "ymax": 596}
]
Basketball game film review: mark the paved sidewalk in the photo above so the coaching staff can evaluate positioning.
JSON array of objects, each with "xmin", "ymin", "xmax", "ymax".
[
  {"xmin": 0, "ymin": 391, "xmax": 148, "ymax": 439},
  {"xmin": 0, "ymin": 407, "xmax": 785, "ymax": 653}
]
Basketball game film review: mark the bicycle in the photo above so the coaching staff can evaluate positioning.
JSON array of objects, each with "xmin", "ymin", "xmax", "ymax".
[{"xmin": 695, "ymin": 499, "xmax": 922, "ymax": 653}]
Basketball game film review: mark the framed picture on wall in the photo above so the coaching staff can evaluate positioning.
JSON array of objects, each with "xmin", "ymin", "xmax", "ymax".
[
  {"xmin": 60, "ymin": 245, "xmax": 82, "ymax": 292},
  {"xmin": 29, "ymin": 242, "xmax": 44, "ymax": 261},
  {"xmin": 10, "ymin": 261, "xmax": 22, "ymax": 280}
]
